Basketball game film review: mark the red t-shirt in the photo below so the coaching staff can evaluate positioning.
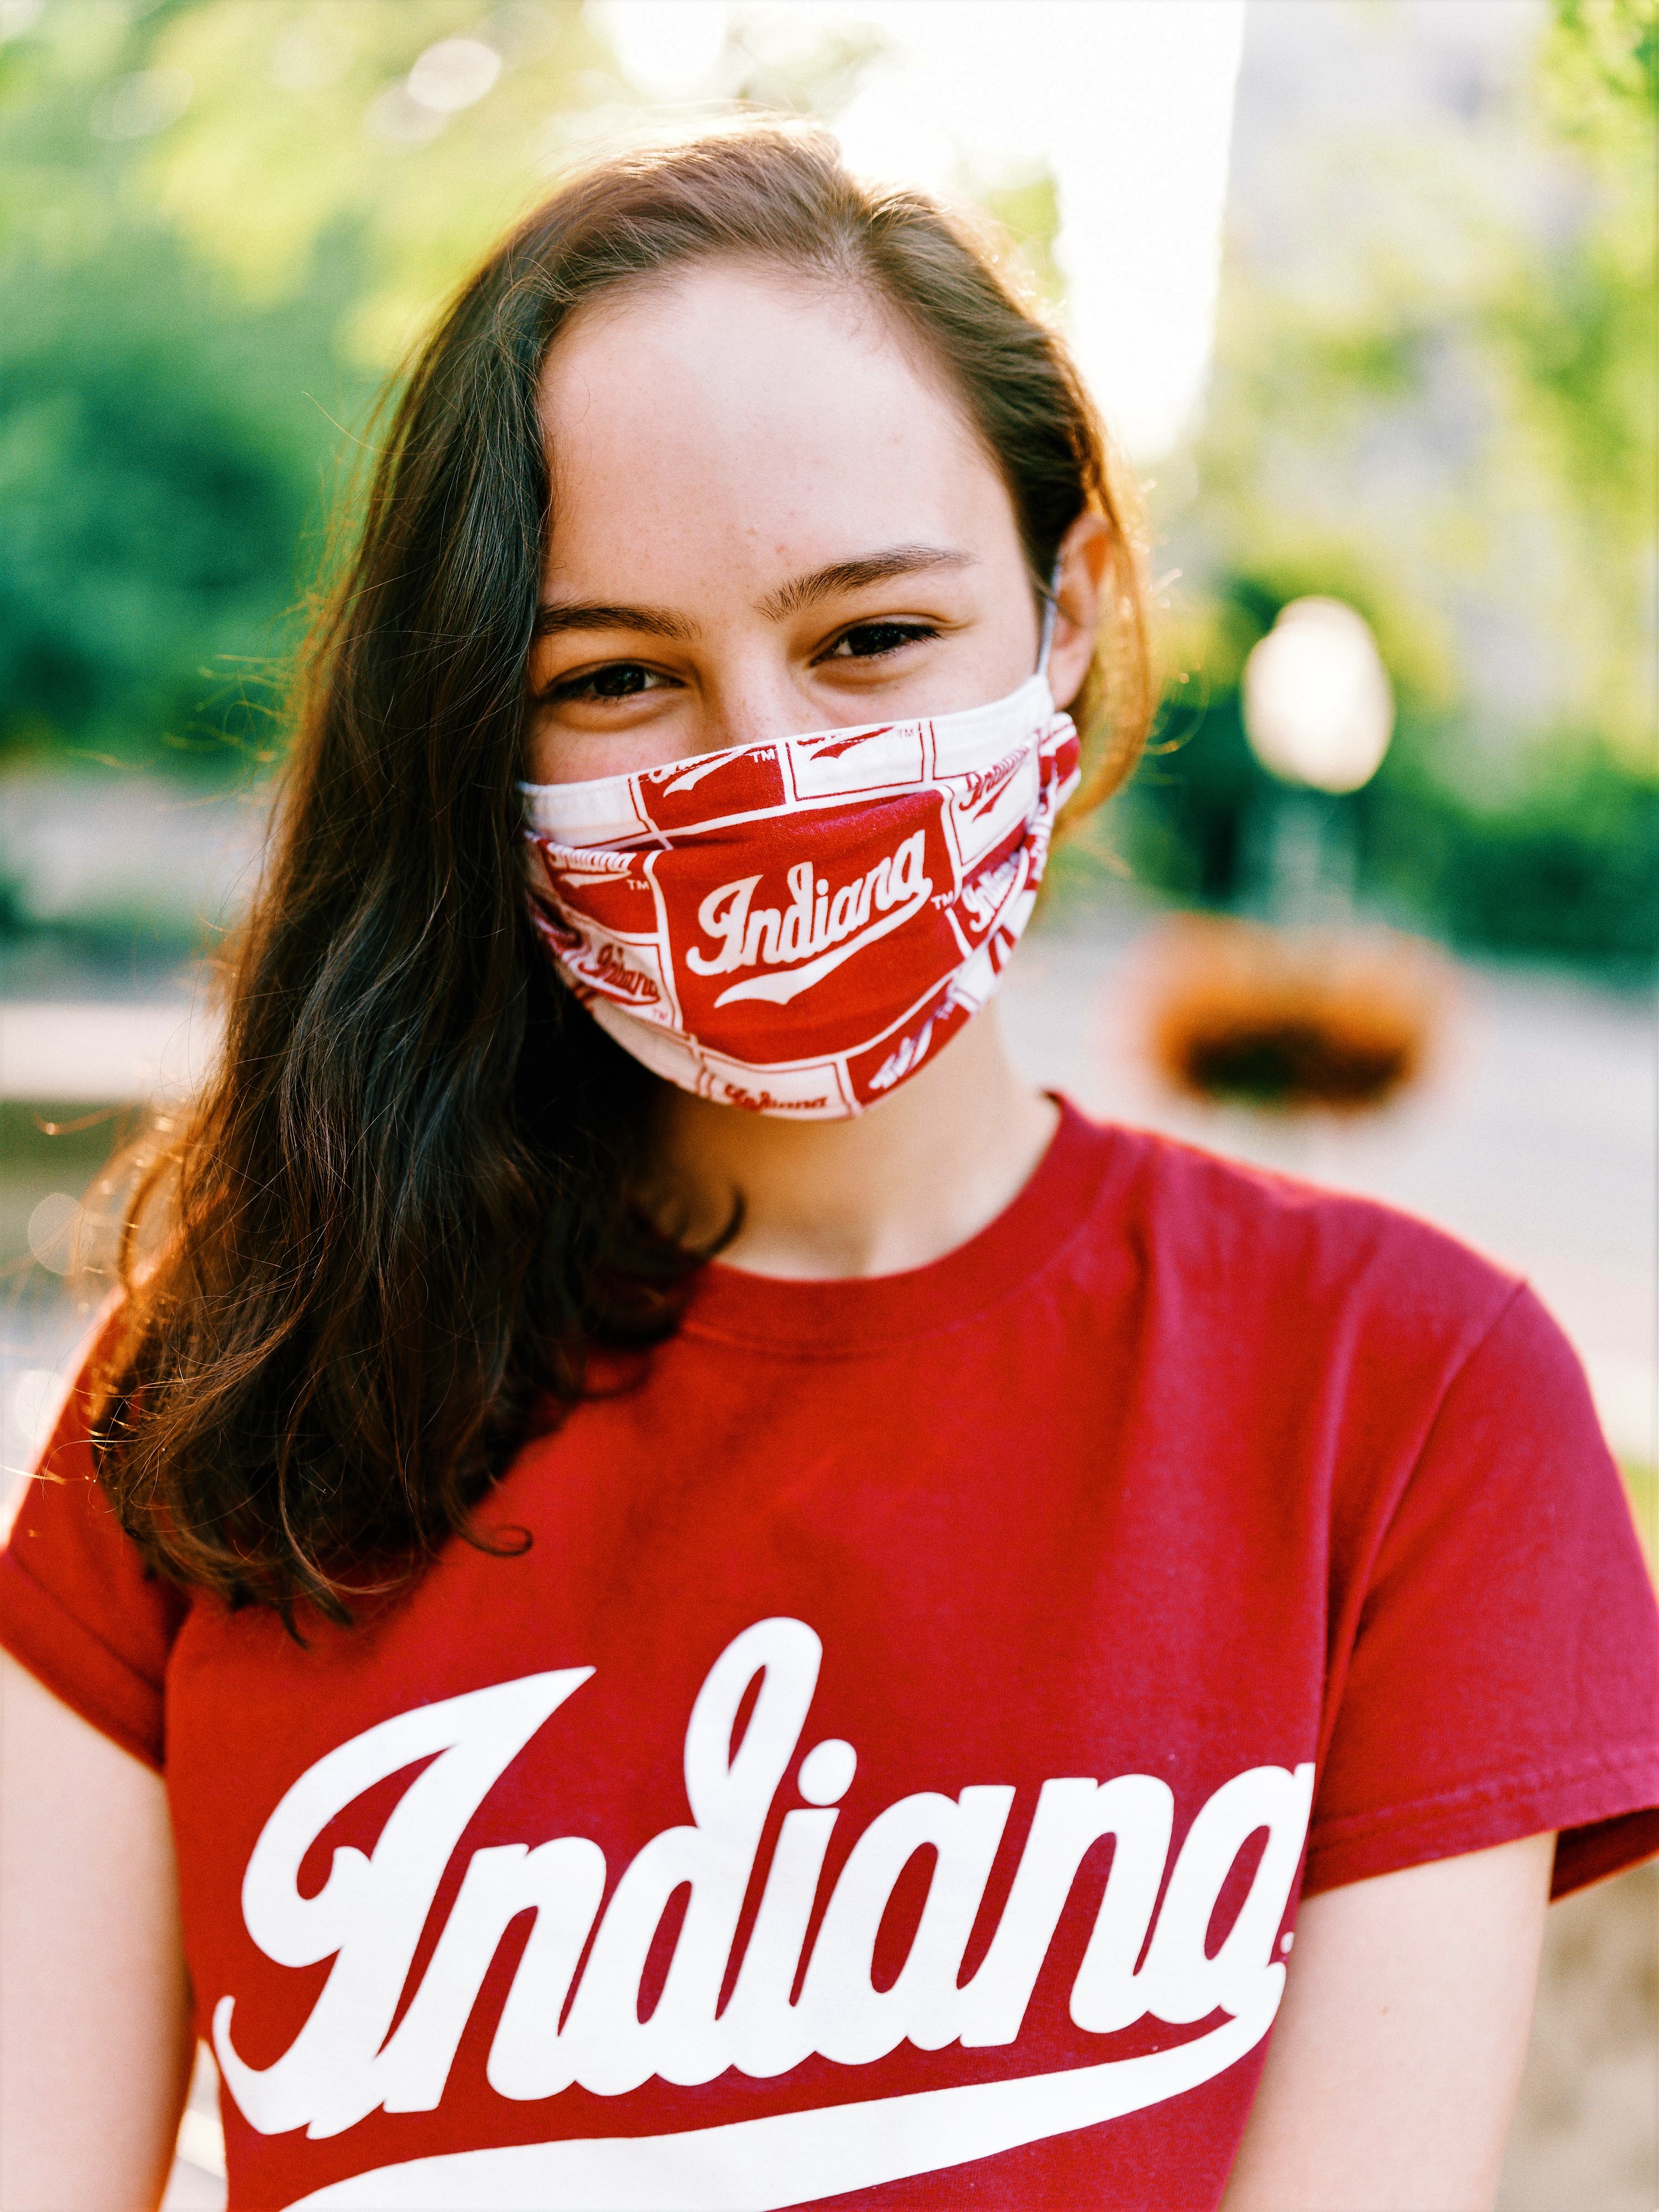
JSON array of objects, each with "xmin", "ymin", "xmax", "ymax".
[{"xmin": 3, "ymin": 1104, "xmax": 1656, "ymax": 2212}]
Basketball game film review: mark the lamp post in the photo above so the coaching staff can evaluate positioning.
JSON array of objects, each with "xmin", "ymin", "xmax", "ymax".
[
  {"xmin": 1139, "ymin": 600, "xmax": 1436, "ymax": 1128},
  {"xmin": 1241, "ymin": 597, "xmax": 1395, "ymax": 921}
]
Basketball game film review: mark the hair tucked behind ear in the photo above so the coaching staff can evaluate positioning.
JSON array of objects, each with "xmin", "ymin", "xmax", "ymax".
[{"xmin": 91, "ymin": 121, "xmax": 1156, "ymax": 1617}]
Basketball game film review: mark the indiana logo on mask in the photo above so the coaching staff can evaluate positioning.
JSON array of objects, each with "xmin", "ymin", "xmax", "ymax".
[{"xmin": 521, "ymin": 670, "xmax": 1079, "ymax": 1118}]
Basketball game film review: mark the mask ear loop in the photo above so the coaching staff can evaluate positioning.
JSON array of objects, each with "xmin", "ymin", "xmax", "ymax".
[{"xmin": 1036, "ymin": 559, "xmax": 1063, "ymax": 679}]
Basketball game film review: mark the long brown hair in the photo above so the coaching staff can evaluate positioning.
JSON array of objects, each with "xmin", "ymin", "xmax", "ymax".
[{"xmin": 92, "ymin": 122, "xmax": 1155, "ymax": 1616}]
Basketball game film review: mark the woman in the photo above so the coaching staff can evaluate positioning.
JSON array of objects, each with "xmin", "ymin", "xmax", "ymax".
[{"xmin": 2, "ymin": 125, "xmax": 1655, "ymax": 2212}]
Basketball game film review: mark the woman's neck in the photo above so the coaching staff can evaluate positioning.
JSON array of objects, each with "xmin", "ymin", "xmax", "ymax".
[{"xmin": 649, "ymin": 1008, "xmax": 1060, "ymax": 1281}]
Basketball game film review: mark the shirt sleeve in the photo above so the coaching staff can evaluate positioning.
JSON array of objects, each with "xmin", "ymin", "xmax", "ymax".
[
  {"xmin": 0, "ymin": 1346, "xmax": 186, "ymax": 1772},
  {"xmin": 1306, "ymin": 1284, "xmax": 1659, "ymax": 1901}
]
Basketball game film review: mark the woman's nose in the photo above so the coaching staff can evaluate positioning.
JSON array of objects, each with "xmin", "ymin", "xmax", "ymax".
[{"xmin": 700, "ymin": 657, "xmax": 823, "ymax": 753}]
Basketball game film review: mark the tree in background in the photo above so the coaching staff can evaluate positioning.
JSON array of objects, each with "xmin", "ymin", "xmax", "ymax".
[
  {"xmin": 0, "ymin": 1, "xmax": 386, "ymax": 772},
  {"xmin": 0, "ymin": 0, "xmax": 885, "ymax": 781},
  {"xmin": 145, "ymin": 2, "xmax": 615, "ymax": 367},
  {"xmin": 0, "ymin": 3, "xmax": 637, "ymax": 776}
]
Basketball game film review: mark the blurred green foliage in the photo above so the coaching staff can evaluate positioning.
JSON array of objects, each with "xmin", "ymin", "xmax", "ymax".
[
  {"xmin": 0, "ymin": 0, "xmax": 874, "ymax": 785},
  {"xmin": 0, "ymin": 0, "xmax": 387, "ymax": 771},
  {"xmin": 1544, "ymin": 0, "xmax": 1659, "ymax": 135},
  {"xmin": 1372, "ymin": 740, "xmax": 1659, "ymax": 971},
  {"xmin": 0, "ymin": 230, "xmax": 359, "ymax": 769},
  {"xmin": 0, "ymin": 0, "xmax": 643, "ymax": 778},
  {"xmin": 147, "ymin": 1, "xmax": 615, "ymax": 363}
]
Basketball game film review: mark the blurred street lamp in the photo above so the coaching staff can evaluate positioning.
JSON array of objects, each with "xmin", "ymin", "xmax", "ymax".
[
  {"xmin": 1142, "ymin": 598, "xmax": 1433, "ymax": 1125},
  {"xmin": 1238, "ymin": 597, "xmax": 1395, "ymax": 925},
  {"xmin": 1139, "ymin": 591, "xmax": 1436, "ymax": 1113},
  {"xmin": 1242, "ymin": 597, "xmax": 1394, "ymax": 794}
]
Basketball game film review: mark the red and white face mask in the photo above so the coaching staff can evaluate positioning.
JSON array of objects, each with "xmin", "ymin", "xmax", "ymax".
[{"xmin": 521, "ymin": 667, "xmax": 1079, "ymax": 1118}]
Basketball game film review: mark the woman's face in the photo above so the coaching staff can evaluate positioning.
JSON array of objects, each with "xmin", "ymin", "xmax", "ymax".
[{"xmin": 525, "ymin": 262, "xmax": 1092, "ymax": 786}]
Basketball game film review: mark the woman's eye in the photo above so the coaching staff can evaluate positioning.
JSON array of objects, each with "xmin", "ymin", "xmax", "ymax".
[
  {"xmin": 823, "ymin": 622, "xmax": 938, "ymax": 663},
  {"xmin": 545, "ymin": 661, "xmax": 671, "ymax": 703}
]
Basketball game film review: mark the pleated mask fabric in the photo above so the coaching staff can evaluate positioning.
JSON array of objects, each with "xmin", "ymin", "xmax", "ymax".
[{"xmin": 520, "ymin": 670, "xmax": 1079, "ymax": 1118}]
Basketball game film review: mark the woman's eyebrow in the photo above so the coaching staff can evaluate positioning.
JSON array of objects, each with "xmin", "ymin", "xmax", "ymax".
[
  {"xmin": 532, "ymin": 547, "xmax": 973, "ymax": 641},
  {"xmin": 533, "ymin": 601, "xmax": 698, "ymax": 641},
  {"xmin": 760, "ymin": 546, "xmax": 974, "ymax": 620}
]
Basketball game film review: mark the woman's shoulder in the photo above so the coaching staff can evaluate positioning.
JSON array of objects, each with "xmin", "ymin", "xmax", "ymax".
[
  {"xmin": 0, "ymin": 1299, "xmax": 187, "ymax": 1773},
  {"xmin": 1070, "ymin": 1107, "xmax": 1522, "ymax": 1361}
]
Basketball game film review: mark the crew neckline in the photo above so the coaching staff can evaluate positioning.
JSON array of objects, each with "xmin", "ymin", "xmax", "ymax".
[{"xmin": 680, "ymin": 1097, "xmax": 1118, "ymax": 1355}]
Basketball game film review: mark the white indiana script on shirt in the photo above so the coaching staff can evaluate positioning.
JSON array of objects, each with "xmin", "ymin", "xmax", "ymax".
[{"xmin": 213, "ymin": 1618, "xmax": 1313, "ymax": 2208}]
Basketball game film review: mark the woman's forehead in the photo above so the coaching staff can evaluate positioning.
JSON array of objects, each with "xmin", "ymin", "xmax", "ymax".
[{"xmin": 535, "ymin": 263, "xmax": 1016, "ymax": 594}]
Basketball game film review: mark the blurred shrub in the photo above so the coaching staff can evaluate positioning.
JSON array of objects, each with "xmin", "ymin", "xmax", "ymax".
[
  {"xmin": 1368, "ymin": 742, "xmax": 1659, "ymax": 973},
  {"xmin": 0, "ymin": 0, "xmax": 377, "ymax": 776},
  {"xmin": 0, "ymin": 230, "xmax": 361, "ymax": 771},
  {"xmin": 1120, "ymin": 658, "xmax": 1659, "ymax": 982}
]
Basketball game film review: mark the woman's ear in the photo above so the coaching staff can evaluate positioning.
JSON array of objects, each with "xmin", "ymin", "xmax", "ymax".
[{"xmin": 1044, "ymin": 510, "xmax": 1113, "ymax": 713}]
